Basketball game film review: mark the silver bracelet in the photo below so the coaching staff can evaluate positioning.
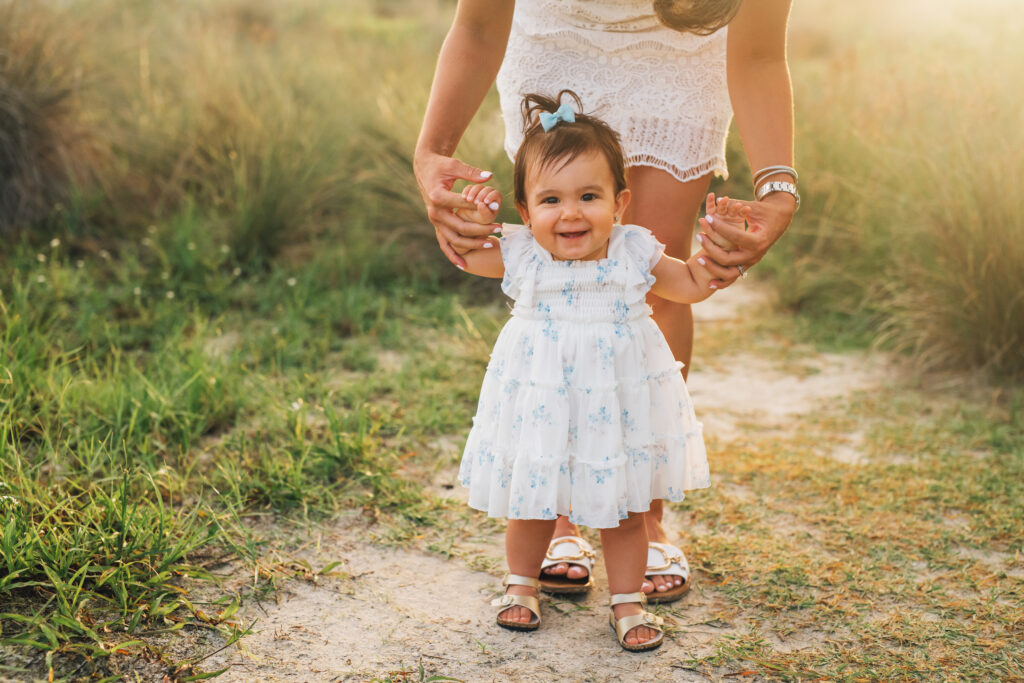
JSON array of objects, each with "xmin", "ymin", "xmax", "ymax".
[
  {"xmin": 755, "ymin": 180, "xmax": 800, "ymax": 211},
  {"xmin": 753, "ymin": 165, "xmax": 798, "ymax": 187}
]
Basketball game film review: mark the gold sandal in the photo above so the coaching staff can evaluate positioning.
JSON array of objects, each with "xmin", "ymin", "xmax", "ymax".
[
  {"xmin": 491, "ymin": 574, "xmax": 542, "ymax": 631},
  {"xmin": 609, "ymin": 591, "xmax": 664, "ymax": 652}
]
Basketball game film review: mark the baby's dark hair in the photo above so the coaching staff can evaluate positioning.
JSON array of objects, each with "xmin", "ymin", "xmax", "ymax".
[{"xmin": 513, "ymin": 90, "xmax": 627, "ymax": 208}]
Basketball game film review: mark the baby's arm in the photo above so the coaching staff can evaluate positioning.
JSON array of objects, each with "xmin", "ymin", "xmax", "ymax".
[
  {"xmin": 650, "ymin": 200, "xmax": 747, "ymax": 302},
  {"xmin": 453, "ymin": 184, "xmax": 505, "ymax": 279},
  {"xmin": 649, "ymin": 252, "xmax": 716, "ymax": 303}
]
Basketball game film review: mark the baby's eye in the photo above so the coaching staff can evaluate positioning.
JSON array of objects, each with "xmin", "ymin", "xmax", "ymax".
[
  {"xmin": 541, "ymin": 196, "xmax": 559, "ymax": 204},
  {"xmin": 581, "ymin": 193, "xmax": 597, "ymax": 201}
]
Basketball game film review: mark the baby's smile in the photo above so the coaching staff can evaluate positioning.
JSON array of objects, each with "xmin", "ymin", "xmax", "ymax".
[{"xmin": 557, "ymin": 229, "xmax": 590, "ymax": 240}]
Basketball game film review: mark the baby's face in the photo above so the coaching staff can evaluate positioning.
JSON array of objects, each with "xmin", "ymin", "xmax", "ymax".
[{"xmin": 517, "ymin": 151, "xmax": 630, "ymax": 262}]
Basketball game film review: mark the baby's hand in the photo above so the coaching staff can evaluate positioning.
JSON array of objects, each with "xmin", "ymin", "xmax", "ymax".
[
  {"xmin": 454, "ymin": 184, "xmax": 502, "ymax": 225},
  {"xmin": 701, "ymin": 193, "xmax": 750, "ymax": 251}
]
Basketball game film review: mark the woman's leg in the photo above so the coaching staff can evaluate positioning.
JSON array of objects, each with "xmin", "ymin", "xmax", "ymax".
[
  {"xmin": 545, "ymin": 168, "xmax": 710, "ymax": 587},
  {"xmin": 501, "ymin": 518, "xmax": 558, "ymax": 623},
  {"xmin": 625, "ymin": 165, "xmax": 711, "ymax": 593},
  {"xmin": 601, "ymin": 512, "xmax": 659, "ymax": 646}
]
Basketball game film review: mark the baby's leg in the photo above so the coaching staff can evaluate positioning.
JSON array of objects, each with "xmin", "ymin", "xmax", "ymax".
[
  {"xmin": 502, "ymin": 519, "xmax": 557, "ymax": 624},
  {"xmin": 601, "ymin": 512, "xmax": 660, "ymax": 646}
]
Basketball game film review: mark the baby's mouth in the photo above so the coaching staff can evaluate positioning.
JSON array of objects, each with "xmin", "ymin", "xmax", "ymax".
[{"xmin": 558, "ymin": 230, "xmax": 589, "ymax": 240}]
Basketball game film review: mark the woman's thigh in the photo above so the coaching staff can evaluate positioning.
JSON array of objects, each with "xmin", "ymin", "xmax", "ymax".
[{"xmin": 623, "ymin": 166, "xmax": 711, "ymax": 258}]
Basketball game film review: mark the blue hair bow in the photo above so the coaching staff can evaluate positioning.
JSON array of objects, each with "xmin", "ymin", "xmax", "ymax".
[{"xmin": 539, "ymin": 102, "xmax": 576, "ymax": 132}]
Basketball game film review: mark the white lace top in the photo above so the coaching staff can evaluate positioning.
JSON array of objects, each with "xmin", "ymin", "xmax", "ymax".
[{"xmin": 496, "ymin": 0, "xmax": 733, "ymax": 182}]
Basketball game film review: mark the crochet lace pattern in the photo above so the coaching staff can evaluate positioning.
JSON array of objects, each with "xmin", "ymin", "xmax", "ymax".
[{"xmin": 497, "ymin": 0, "xmax": 733, "ymax": 183}]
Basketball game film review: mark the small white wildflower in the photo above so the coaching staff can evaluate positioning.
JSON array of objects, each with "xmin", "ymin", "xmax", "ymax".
[
  {"xmin": 208, "ymin": 377, "xmax": 217, "ymax": 386},
  {"xmin": 36, "ymin": 253, "xmax": 46, "ymax": 263},
  {"xmin": 76, "ymin": 259, "xmax": 84, "ymax": 269},
  {"xmin": 141, "ymin": 237, "xmax": 152, "ymax": 247},
  {"xmin": 166, "ymin": 290, "xmax": 175, "ymax": 299},
  {"xmin": 99, "ymin": 249, "xmax": 111, "ymax": 260},
  {"xmin": 287, "ymin": 277, "xmax": 297, "ymax": 287},
  {"xmin": 50, "ymin": 238, "xmax": 60, "ymax": 248},
  {"xmin": 232, "ymin": 267, "xmax": 241, "ymax": 277},
  {"xmin": 290, "ymin": 398, "xmax": 304, "ymax": 411},
  {"xmin": 0, "ymin": 495, "xmax": 20, "ymax": 506},
  {"xmin": 36, "ymin": 275, "xmax": 46, "ymax": 283},
  {"xmin": 220, "ymin": 245, "xmax": 230, "ymax": 254},
  {"xmin": 133, "ymin": 287, "xmax": 141, "ymax": 297},
  {"xmin": 161, "ymin": 271, "xmax": 170, "ymax": 280},
  {"xmin": 187, "ymin": 242, "xmax": 196, "ymax": 251},
  {"xmin": 148, "ymin": 225, "xmax": 157, "ymax": 235}
]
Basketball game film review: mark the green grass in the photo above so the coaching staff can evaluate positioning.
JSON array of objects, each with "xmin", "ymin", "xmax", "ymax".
[{"xmin": 0, "ymin": 223, "xmax": 491, "ymax": 677}]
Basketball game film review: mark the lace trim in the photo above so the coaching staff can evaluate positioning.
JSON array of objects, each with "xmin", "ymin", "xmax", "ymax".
[
  {"xmin": 627, "ymin": 154, "xmax": 728, "ymax": 183},
  {"xmin": 502, "ymin": 142, "xmax": 729, "ymax": 185}
]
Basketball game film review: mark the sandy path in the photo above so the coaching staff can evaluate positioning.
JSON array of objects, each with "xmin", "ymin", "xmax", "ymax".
[{"xmin": 204, "ymin": 283, "xmax": 895, "ymax": 682}]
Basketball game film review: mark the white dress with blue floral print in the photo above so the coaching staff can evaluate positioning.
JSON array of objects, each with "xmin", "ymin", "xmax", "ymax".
[{"xmin": 458, "ymin": 223, "xmax": 710, "ymax": 529}]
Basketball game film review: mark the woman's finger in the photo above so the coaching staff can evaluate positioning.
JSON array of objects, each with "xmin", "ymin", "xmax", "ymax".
[
  {"xmin": 708, "ymin": 274, "xmax": 740, "ymax": 290},
  {"xmin": 431, "ymin": 187, "xmax": 479, "ymax": 212},
  {"xmin": 695, "ymin": 253, "xmax": 737, "ymax": 281}
]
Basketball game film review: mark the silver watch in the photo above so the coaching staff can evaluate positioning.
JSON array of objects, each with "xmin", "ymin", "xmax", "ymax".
[{"xmin": 755, "ymin": 180, "xmax": 800, "ymax": 210}]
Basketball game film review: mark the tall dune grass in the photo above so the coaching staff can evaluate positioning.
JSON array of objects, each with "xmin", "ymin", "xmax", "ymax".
[
  {"xmin": 1, "ymin": 0, "xmax": 509, "ymax": 278},
  {"xmin": 759, "ymin": 0, "xmax": 1024, "ymax": 378}
]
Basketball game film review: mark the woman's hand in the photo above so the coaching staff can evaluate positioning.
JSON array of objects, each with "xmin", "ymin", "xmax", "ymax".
[
  {"xmin": 696, "ymin": 191, "xmax": 796, "ymax": 286},
  {"xmin": 414, "ymin": 151, "xmax": 502, "ymax": 268}
]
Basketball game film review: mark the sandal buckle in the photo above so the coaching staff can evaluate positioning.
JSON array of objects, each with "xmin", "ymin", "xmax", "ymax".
[{"xmin": 545, "ymin": 539, "xmax": 596, "ymax": 562}]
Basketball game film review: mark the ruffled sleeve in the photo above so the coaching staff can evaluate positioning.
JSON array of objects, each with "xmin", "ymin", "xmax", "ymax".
[
  {"xmin": 620, "ymin": 224, "xmax": 666, "ymax": 277},
  {"xmin": 499, "ymin": 223, "xmax": 537, "ymax": 302}
]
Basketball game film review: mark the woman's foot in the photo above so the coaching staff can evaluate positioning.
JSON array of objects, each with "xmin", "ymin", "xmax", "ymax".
[
  {"xmin": 642, "ymin": 504, "xmax": 685, "ymax": 595},
  {"xmin": 541, "ymin": 517, "xmax": 590, "ymax": 581}
]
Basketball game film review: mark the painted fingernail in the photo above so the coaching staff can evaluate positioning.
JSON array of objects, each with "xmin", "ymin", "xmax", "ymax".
[
  {"xmin": 492, "ymin": 226, "xmax": 503, "ymax": 233},
  {"xmin": 706, "ymin": 215, "xmax": 714, "ymax": 224},
  {"xmin": 709, "ymin": 284, "xmax": 717, "ymax": 289},
  {"xmin": 695, "ymin": 234, "xmax": 703, "ymax": 243},
  {"xmin": 480, "ymin": 171, "xmax": 493, "ymax": 179},
  {"xmin": 697, "ymin": 257, "xmax": 706, "ymax": 265},
  {"xmin": 456, "ymin": 264, "xmax": 465, "ymax": 270},
  {"xmin": 488, "ymin": 201, "xmax": 499, "ymax": 211},
  {"xmin": 482, "ymin": 242, "xmax": 493, "ymax": 249}
]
